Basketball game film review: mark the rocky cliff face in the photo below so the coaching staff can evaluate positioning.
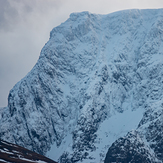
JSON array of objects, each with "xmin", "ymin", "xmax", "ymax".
[
  {"xmin": 1, "ymin": 9, "xmax": 163, "ymax": 163},
  {"xmin": 104, "ymin": 131, "xmax": 160, "ymax": 163}
]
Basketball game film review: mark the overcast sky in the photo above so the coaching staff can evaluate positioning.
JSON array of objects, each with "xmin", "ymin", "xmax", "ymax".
[{"xmin": 0, "ymin": 0, "xmax": 163, "ymax": 107}]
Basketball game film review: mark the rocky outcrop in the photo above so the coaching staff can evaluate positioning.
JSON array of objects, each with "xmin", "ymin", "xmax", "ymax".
[
  {"xmin": 104, "ymin": 131, "xmax": 159, "ymax": 163},
  {"xmin": 0, "ymin": 139, "xmax": 57, "ymax": 163}
]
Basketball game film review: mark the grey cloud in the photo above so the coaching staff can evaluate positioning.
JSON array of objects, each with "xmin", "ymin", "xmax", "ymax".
[
  {"xmin": 0, "ymin": 0, "xmax": 63, "ymax": 32},
  {"xmin": 0, "ymin": 0, "xmax": 18, "ymax": 31}
]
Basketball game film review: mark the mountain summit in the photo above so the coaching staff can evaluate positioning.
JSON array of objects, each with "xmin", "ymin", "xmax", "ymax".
[{"xmin": 1, "ymin": 9, "xmax": 163, "ymax": 162}]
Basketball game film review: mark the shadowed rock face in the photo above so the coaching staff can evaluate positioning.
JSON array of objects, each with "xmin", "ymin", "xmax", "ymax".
[
  {"xmin": 0, "ymin": 9, "xmax": 163, "ymax": 163},
  {"xmin": 0, "ymin": 139, "xmax": 57, "ymax": 163},
  {"xmin": 104, "ymin": 131, "xmax": 158, "ymax": 163}
]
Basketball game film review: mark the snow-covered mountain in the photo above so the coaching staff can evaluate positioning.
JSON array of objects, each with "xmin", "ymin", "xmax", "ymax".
[{"xmin": 0, "ymin": 9, "xmax": 163, "ymax": 162}]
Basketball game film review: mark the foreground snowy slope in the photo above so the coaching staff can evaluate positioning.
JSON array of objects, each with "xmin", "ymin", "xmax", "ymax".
[
  {"xmin": 0, "ymin": 139, "xmax": 57, "ymax": 163},
  {"xmin": 0, "ymin": 9, "xmax": 163, "ymax": 162}
]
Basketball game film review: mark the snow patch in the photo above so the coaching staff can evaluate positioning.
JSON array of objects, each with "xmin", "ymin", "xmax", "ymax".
[
  {"xmin": 47, "ymin": 132, "xmax": 73, "ymax": 162},
  {"xmin": 90, "ymin": 108, "xmax": 144, "ymax": 162}
]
